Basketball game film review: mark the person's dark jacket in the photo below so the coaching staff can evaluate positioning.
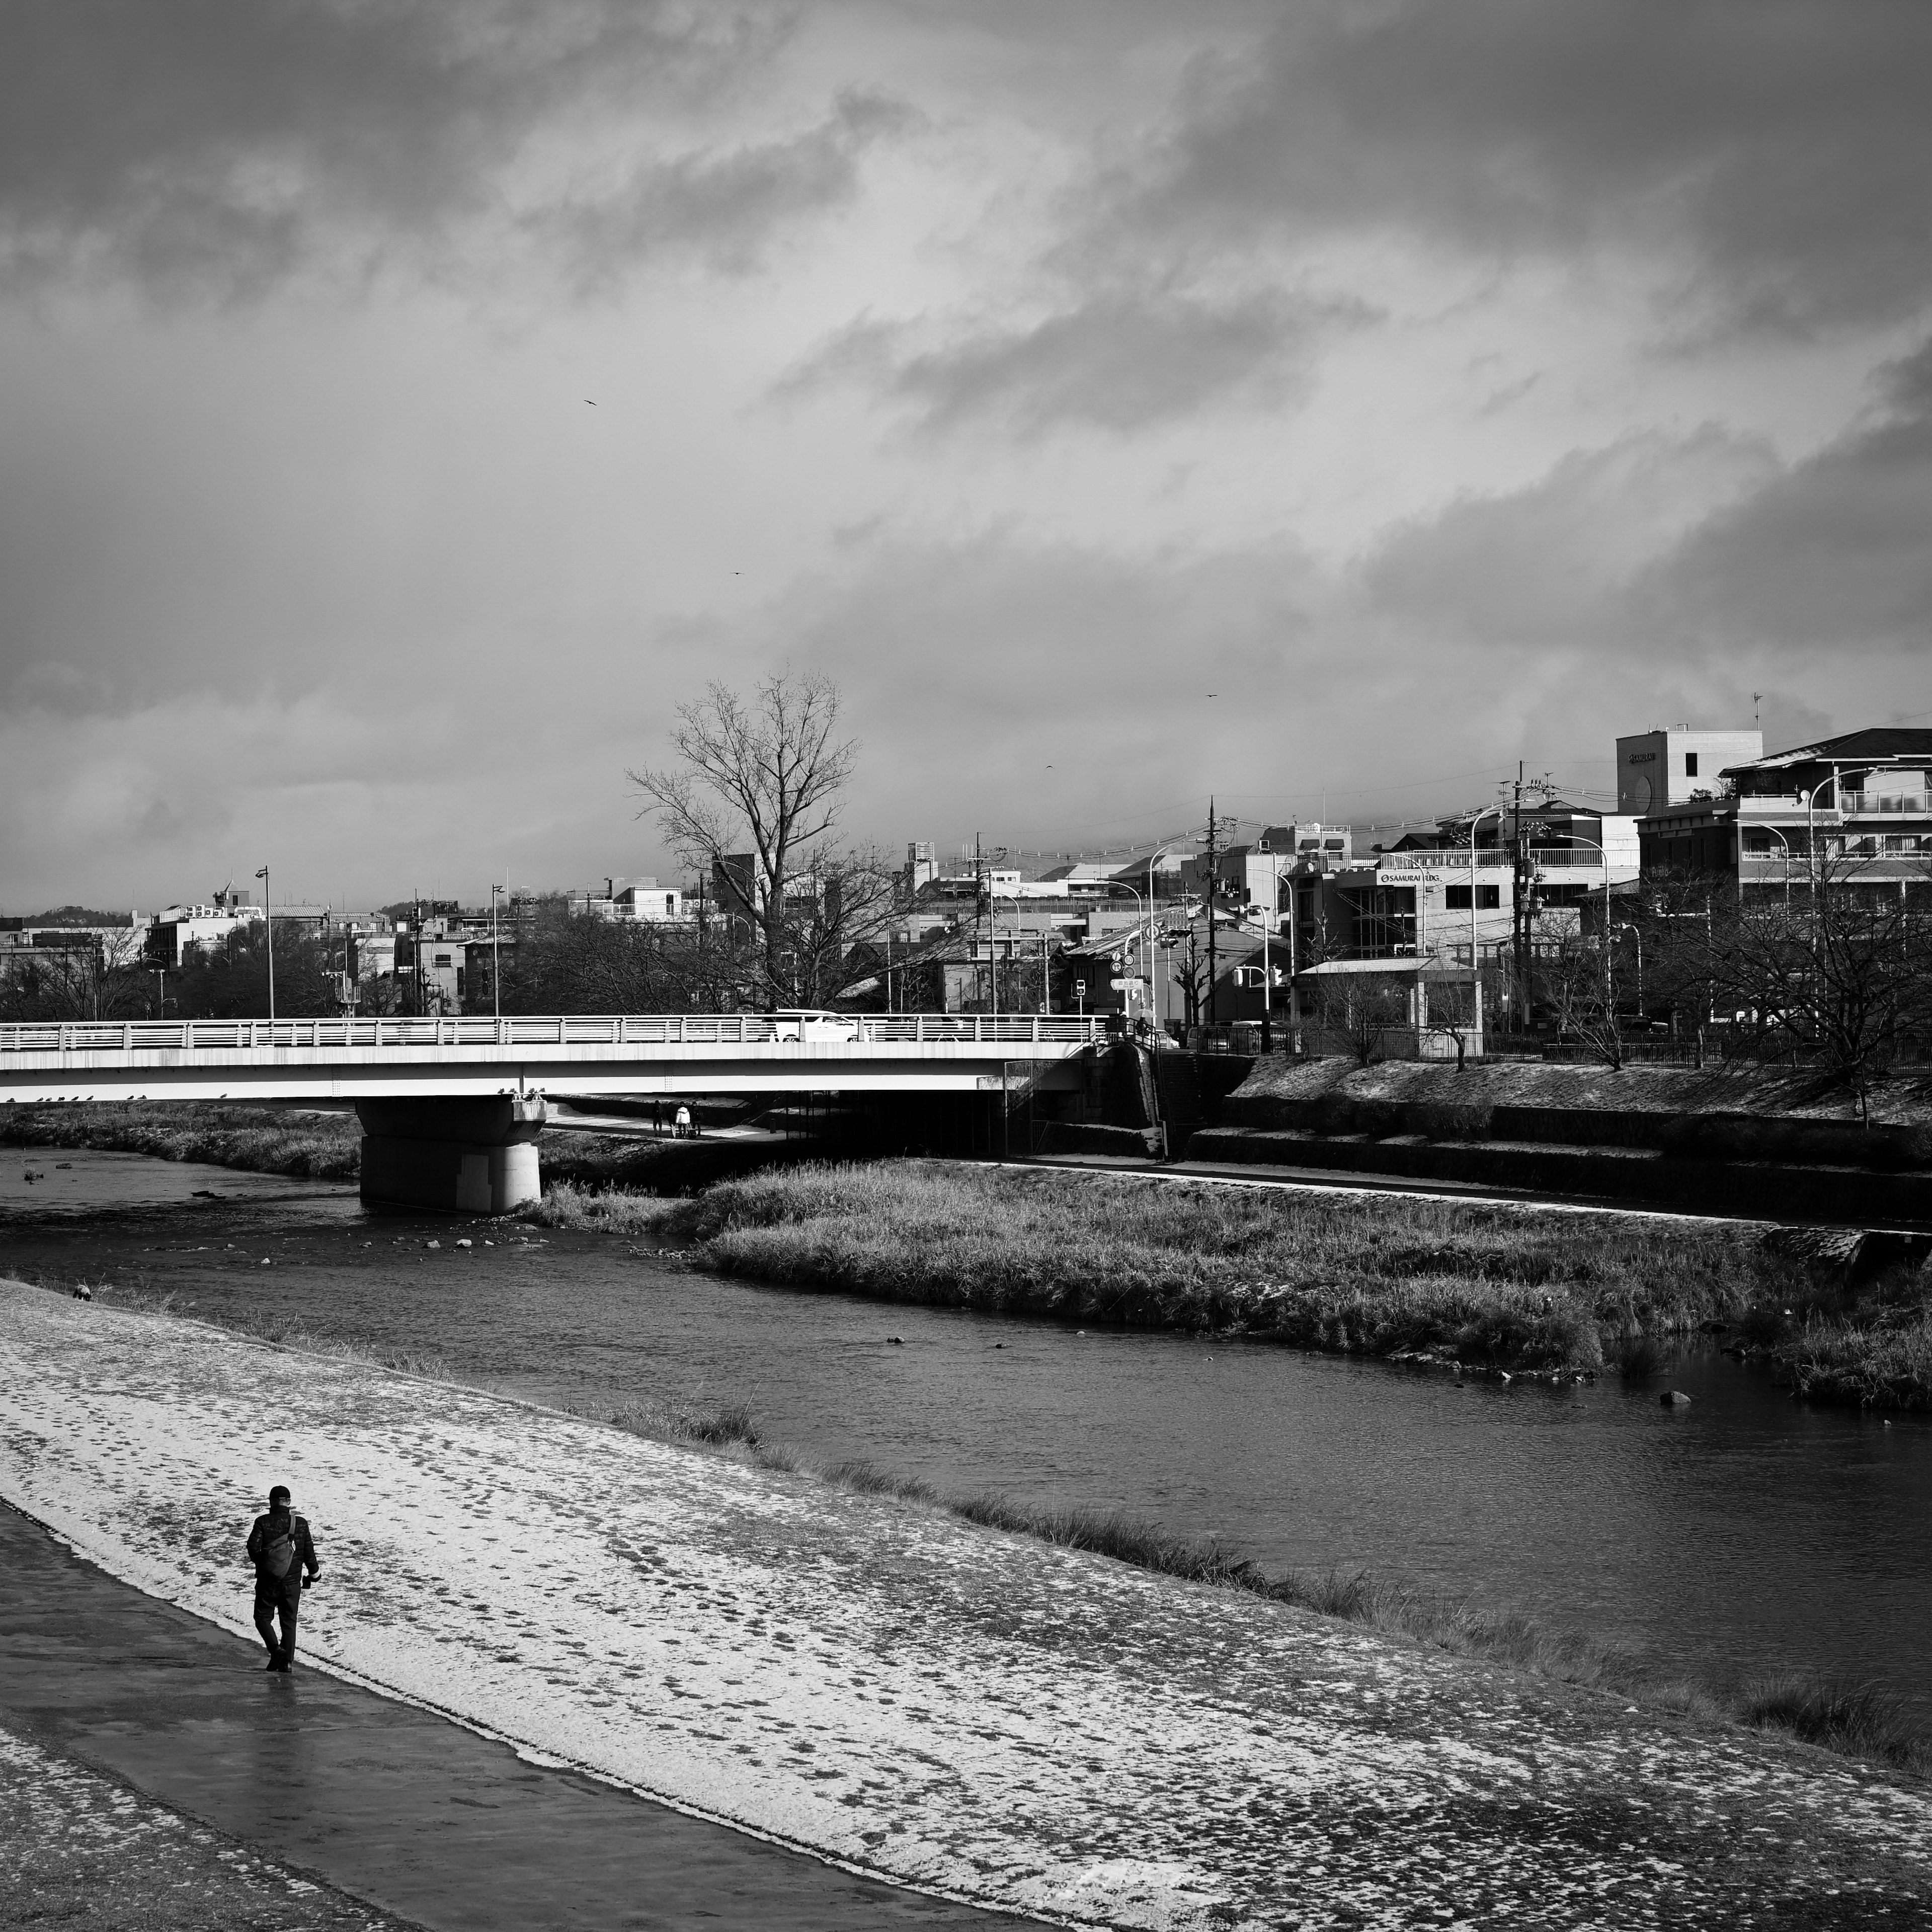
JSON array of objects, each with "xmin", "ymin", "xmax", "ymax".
[{"xmin": 247, "ymin": 1509, "xmax": 319, "ymax": 1585}]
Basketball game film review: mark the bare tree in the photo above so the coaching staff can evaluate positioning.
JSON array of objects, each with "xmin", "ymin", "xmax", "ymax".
[
  {"xmin": 1164, "ymin": 918, "xmax": 1212, "ymax": 1030},
  {"xmin": 1315, "ymin": 973, "xmax": 1409, "ymax": 1067},
  {"xmin": 630, "ymin": 673, "xmax": 888, "ymax": 1009},
  {"xmin": 1543, "ymin": 928, "xmax": 1627, "ymax": 1070},
  {"xmin": 0, "ymin": 928, "xmax": 148, "ymax": 1021},
  {"xmin": 1705, "ymin": 855, "xmax": 1931, "ymax": 1121},
  {"xmin": 1418, "ymin": 974, "xmax": 1481, "ymax": 1071}
]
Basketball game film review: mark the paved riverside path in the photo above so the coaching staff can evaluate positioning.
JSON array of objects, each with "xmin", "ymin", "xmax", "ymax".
[
  {"xmin": 0, "ymin": 1504, "xmax": 1043, "ymax": 1932},
  {"xmin": 4, "ymin": 1280, "xmax": 1930, "ymax": 1930}
]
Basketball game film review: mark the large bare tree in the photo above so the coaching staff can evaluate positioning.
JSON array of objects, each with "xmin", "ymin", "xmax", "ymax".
[{"xmin": 629, "ymin": 673, "xmax": 892, "ymax": 1009}]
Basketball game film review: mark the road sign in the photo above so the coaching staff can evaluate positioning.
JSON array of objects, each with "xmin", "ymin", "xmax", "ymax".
[{"xmin": 1110, "ymin": 977, "xmax": 1148, "ymax": 990}]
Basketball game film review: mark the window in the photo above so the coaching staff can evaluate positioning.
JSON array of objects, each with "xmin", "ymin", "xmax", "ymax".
[
  {"xmin": 1444, "ymin": 885, "xmax": 1501, "ymax": 910},
  {"xmin": 435, "ymin": 952, "xmax": 452, "ymax": 967},
  {"xmin": 1684, "ymin": 751, "xmax": 1699, "ymax": 776}
]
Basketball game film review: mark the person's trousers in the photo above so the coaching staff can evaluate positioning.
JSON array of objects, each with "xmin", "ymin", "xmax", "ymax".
[{"xmin": 253, "ymin": 1573, "xmax": 302, "ymax": 1663}]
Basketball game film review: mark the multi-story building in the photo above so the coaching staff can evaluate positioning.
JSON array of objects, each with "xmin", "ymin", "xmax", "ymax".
[
  {"xmin": 1291, "ymin": 800, "xmax": 1638, "ymax": 967},
  {"xmin": 1615, "ymin": 727, "xmax": 1764, "ymax": 817},
  {"xmin": 145, "ymin": 892, "xmax": 260, "ymax": 967},
  {"xmin": 1635, "ymin": 725, "xmax": 1932, "ymax": 890}
]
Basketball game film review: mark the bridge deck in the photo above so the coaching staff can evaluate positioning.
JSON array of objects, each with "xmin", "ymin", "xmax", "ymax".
[{"xmin": 0, "ymin": 1013, "xmax": 1104, "ymax": 1103}]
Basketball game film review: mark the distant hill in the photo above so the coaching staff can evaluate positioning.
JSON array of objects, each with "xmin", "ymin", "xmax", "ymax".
[{"xmin": 18, "ymin": 906, "xmax": 135, "ymax": 927}]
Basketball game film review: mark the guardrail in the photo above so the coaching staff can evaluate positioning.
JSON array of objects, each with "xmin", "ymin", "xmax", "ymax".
[{"xmin": 0, "ymin": 1012, "xmax": 1106, "ymax": 1055}]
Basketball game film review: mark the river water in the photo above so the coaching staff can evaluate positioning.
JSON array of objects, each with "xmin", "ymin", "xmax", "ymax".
[{"xmin": 6, "ymin": 1147, "xmax": 1930, "ymax": 1722}]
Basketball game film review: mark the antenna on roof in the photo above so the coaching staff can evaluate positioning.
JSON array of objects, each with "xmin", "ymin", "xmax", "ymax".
[{"xmin": 1752, "ymin": 691, "xmax": 1762, "ymax": 729}]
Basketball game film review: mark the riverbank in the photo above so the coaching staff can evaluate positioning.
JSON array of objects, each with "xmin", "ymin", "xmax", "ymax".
[
  {"xmin": 1, "ymin": 1101, "xmax": 359, "ymax": 1180},
  {"xmin": 51, "ymin": 1267, "xmax": 1932, "ymax": 1776},
  {"xmin": 5, "ymin": 1277, "xmax": 1928, "ymax": 1927}
]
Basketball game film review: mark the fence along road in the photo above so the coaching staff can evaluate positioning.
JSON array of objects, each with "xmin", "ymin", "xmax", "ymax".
[{"xmin": 0, "ymin": 1011, "xmax": 1106, "ymax": 1104}]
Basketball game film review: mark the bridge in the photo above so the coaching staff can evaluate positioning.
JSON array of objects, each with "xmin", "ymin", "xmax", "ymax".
[{"xmin": 0, "ymin": 1012, "xmax": 1106, "ymax": 1214}]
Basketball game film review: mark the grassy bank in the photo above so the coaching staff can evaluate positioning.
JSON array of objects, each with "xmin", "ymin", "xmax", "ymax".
[
  {"xmin": 539, "ymin": 1161, "xmax": 1793, "ymax": 1374},
  {"xmin": 1, "ymin": 1102, "xmax": 359, "ymax": 1180},
  {"xmin": 1783, "ymin": 1311, "xmax": 1932, "ymax": 1413},
  {"xmin": 531, "ymin": 1159, "xmax": 1932, "ymax": 1406}
]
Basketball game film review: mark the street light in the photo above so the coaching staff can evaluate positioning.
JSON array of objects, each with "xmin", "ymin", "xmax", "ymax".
[
  {"xmin": 1100, "ymin": 881, "xmax": 1145, "ymax": 1026},
  {"xmin": 1536, "ymin": 828, "xmax": 1621, "ymax": 1018},
  {"xmin": 996, "ymin": 891, "xmax": 1052, "ymax": 1016},
  {"xmin": 1612, "ymin": 921, "xmax": 1644, "ymax": 1019},
  {"xmin": 1465, "ymin": 803, "xmax": 1507, "ymax": 1039},
  {"xmin": 490, "ymin": 881, "xmax": 507, "ymax": 1020},
  {"xmin": 254, "ymin": 865, "xmax": 273, "ymax": 1022},
  {"xmin": 1754, "ymin": 823, "xmax": 1796, "ymax": 904}
]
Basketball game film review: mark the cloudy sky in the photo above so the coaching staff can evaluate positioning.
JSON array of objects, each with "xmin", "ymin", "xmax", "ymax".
[{"xmin": 4, "ymin": 0, "xmax": 1930, "ymax": 912}]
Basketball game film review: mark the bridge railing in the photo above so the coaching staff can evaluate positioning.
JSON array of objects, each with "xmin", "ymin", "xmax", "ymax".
[{"xmin": 0, "ymin": 1012, "xmax": 1106, "ymax": 1056}]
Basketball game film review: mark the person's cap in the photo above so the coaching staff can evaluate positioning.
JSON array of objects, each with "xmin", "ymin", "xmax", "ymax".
[{"xmin": 269, "ymin": 1485, "xmax": 291, "ymax": 1504}]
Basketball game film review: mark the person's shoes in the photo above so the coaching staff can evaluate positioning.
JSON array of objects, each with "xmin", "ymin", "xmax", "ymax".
[
  {"xmin": 264, "ymin": 1655, "xmax": 282, "ymax": 1670},
  {"xmin": 268, "ymin": 1656, "xmax": 291, "ymax": 1673}
]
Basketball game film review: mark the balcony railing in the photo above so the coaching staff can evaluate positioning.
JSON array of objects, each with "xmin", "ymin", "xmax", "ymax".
[{"xmin": 0, "ymin": 1012, "xmax": 1106, "ymax": 1056}]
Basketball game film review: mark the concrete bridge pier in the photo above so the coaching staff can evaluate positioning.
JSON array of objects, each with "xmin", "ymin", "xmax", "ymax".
[{"xmin": 355, "ymin": 1097, "xmax": 546, "ymax": 1215}]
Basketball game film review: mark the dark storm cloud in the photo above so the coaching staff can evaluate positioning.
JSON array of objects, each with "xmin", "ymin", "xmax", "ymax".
[
  {"xmin": 1120, "ymin": 0, "xmax": 1932, "ymax": 333},
  {"xmin": 538, "ymin": 90, "xmax": 917, "ymax": 287},
  {"xmin": 1640, "ymin": 335, "xmax": 1932, "ymax": 649},
  {"xmin": 0, "ymin": 0, "xmax": 887, "ymax": 296},
  {"xmin": 1350, "ymin": 332, "xmax": 1932, "ymax": 673},
  {"xmin": 789, "ymin": 286, "xmax": 1363, "ymax": 433},
  {"xmin": 1356, "ymin": 428, "xmax": 1772, "ymax": 653}
]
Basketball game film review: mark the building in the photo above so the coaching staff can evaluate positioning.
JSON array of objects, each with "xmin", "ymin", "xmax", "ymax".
[
  {"xmin": 1292, "ymin": 801, "xmax": 1638, "ymax": 968},
  {"xmin": 1635, "ymin": 725, "xmax": 1932, "ymax": 889},
  {"xmin": 393, "ymin": 915, "xmax": 468, "ymax": 1014},
  {"xmin": 577, "ymin": 877, "xmax": 685, "ymax": 922},
  {"xmin": 1615, "ymin": 727, "xmax": 1764, "ymax": 816},
  {"xmin": 144, "ymin": 894, "xmax": 261, "ymax": 967}
]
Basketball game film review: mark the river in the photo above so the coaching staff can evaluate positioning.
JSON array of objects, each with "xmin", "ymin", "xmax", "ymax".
[{"xmin": 6, "ymin": 1146, "xmax": 1930, "ymax": 1723}]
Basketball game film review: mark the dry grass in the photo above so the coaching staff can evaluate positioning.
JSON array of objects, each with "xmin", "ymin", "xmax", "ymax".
[
  {"xmin": 636, "ymin": 1159, "xmax": 1814, "ymax": 1377},
  {"xmin": 0, "ymin": 1102, "xmax": 359, "ymax": 1180},
  {"xmin": 525, "ymin": 1181, "xmax": 681, "ymax": 1234},
  {"xmin": 1738, "ymin": 1673, "xmax": 1930, "ymax": 1770},
  {"xmin": 1781, "ymin": 1311, "xmax": 1932, "ymax": 1412}
]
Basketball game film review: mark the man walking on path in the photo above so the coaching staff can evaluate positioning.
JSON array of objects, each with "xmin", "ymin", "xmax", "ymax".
[{"xmin": 246, "ymin": 1484, "xmax": 319, "ymax": 1672}]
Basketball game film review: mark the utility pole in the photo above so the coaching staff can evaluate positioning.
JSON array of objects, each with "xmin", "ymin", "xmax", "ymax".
[
  {"xmin": 1205, "ymin": 797, "xmax": 1219, "ymax": 1028},
  {"xmin": 1511, "ymin": 765, "xmax": 1525, "ymax": 1032},
  {"xmin": 975, "ymin": 833, "xmax": 989, "ymax": 1013}
]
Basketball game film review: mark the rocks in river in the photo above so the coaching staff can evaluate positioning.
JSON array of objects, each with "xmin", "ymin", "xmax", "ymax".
[
  {"xmin": 1661, "ymin": 1389, "xmax": 1692, "ymax": 1407},
  {"xmin": 456, "ymin": 1238, "xmax": 473, "ymax": 1249},
  {"xmin": 424, "ymin": 1240, "xmax": 441, "ymax": 1250}
]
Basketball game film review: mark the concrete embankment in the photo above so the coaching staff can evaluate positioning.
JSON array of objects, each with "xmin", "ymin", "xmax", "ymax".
[
  {"xmin": 4, "ymin": 1278, "xmax": 1928, "ymax": 1929},
  {"xmin": 1189, "ymin": 1059, "xmax": 1932, "ymax": 1223}
]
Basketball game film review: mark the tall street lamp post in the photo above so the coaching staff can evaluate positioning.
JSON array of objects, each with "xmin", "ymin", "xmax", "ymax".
[
  {"xmin": 490, "ymin": 882, "xmax": 506, "ymax": 1020},
  {"xmin": 254, "ymin": 865, "xmax": 273, "ymax": 1022},
  {"xmin": 1467, "ymin": 803, "xmax": 1506, "ymax": 1038},
  {"xmin": 1103, "ymin": 881, "xmax": 1144, "ymax": 1025}
]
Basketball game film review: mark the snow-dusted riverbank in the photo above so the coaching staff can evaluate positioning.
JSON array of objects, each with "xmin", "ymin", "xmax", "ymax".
[{"xmin": 2, "ymin": 1279, "xmax": 1926, "ymax": 1930}]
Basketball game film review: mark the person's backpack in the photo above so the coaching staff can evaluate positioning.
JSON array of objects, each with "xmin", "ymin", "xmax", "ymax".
[{"xmin": 259, "ymin": 1514, "xmax": 299, "ymax": 1579}]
